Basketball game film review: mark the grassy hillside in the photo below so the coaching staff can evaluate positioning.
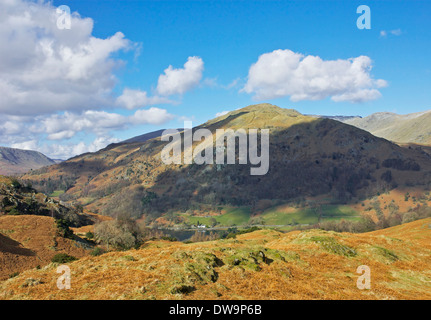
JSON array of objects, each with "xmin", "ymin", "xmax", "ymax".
[
  {"xmin": 260, "ymin": 204, "xmax": 360, "ymax": 225},
  {"xmin": 1, "ymin": 217, "xmax": 430, "ymax": 300},
  {"xmin": 20, "ymin": 104, "xmax": 431, "ymax": 228},
  {"xmin": 181, "ymin": 204, "xmax": 360, "ymax": 227}
]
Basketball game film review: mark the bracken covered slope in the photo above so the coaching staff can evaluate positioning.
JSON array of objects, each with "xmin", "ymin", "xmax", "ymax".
[
  {"xmin": 0, "ymin": 217, "xmax": 430, "ymax": 300},
  {"xmin": 21, "ymin": 104, "xmax": 431, "ymax": 221},
  {"xmin": 0, "ymin": 215, "xmax": 91, "ymax": 281}
]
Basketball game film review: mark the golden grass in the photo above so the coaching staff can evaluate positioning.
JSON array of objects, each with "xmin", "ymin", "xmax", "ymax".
[
  {"xmin": 0, "ymin": 215, "xmax": 89, "ymax": 281},
  {"xmin": 0, "ymin": 176, "xmax": 12, "ymax": 184},
  {"xmin": 1, "ymin": 218, "xmax": 430, "ymax": 300}
]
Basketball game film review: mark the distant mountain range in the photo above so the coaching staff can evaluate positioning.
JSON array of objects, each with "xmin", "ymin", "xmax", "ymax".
[
  {"xmin": 340, "ymin": 110, "xmax": 431, "ymax": 145},
  {"xmin": 0, "ymin": 147, "xmax": 56, "ymax": 176},
  {"xmin": 119, "ymin": 108, "xmax": 431, "ymax": 148}
]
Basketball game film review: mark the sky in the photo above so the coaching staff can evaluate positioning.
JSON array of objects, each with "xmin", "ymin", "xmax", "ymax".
[{"xmin": 1, "ymin": 0, "xmax": 431, "ymax": 159}]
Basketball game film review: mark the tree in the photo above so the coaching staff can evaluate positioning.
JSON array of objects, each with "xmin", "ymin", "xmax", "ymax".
[
  {"xmin": 94, "ymin": 217, "xmax": 142, "ymax": 250},
  {"xmin": 10, "ymin": 178, "xmax": 22, "ymax": 189},
  {"xmin": 209, "ymin": 217, "xmax": 217, "ymax": 227}
]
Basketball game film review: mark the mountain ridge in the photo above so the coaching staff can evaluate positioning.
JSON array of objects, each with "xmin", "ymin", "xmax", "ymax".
[
  {"xmin": 21, "ymin": 103, "xmax": 431, "ymax": 227},
  {"xmin": 342, "ymin": 109, "xmax": 431, "ymax": 145},
  {"xmin": 0, "ymin": 147, "xmax": 56, "ymax": 176}
]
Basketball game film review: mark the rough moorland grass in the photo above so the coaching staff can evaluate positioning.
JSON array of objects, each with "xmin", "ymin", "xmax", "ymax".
[{"xmin": 2, "ymin": 218, "xmax": 431, "ymax": 300}]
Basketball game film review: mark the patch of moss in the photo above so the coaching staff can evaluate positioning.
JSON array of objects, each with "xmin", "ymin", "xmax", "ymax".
[
  {"xmin": 90, "ymin": 247, "xmax": 105, "ymax": 256},
  {"xmin": 0, "ymin": 229, "xmax": 15, "ymax": 235},
  {"xmin": 6, "ymin": 206, "xmax": 20, "ymax": 215},
  {"xmin": 122, "ymin": 255, "xmax": 136, "ymax": 261},
  {"xmin": 170, "ymin": 284, "xmax": 196, "ymax": 294},
  {"xmin": 21, "ymin": 278, "xmax": 43, "ymax": 288},
  {"xmin": 223, "ymin": 247, "xmax": 290, "ymax": 271},
  {"xmin": 183, "ymin": 252, "xmax": 224, "ymax": 284},
  {"xmin": 168, "ymin": 251, "xmax": 224, "ymax": 295},
  {"xmin": 51, "ymin": 253, "xmax": 77, "ymax": 263},
  {"xmin": 310, "ymin": 236, "xmax": 357, "ymax": 257},
  {"xmin": 374, "ymin": 246, "xmax": 399, "ymax": 263}
]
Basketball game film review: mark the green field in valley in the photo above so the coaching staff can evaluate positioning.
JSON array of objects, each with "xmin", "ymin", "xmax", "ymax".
[
  {"xmin": 183, "ymin": 206, "xmax": 252, "ymax": 227},
  {"xmin": 180, "ymin": 204, "xmax": 360, "ymax": 228},
  {"xmin": 49, "ymin": 190, "xmax": 65, "ymax": 197},
  {"xmin": 260, "ymin": 205, "xmax": 360, "ymax": 226}
]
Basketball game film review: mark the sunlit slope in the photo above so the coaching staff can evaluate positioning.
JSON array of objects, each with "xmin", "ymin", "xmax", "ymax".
[
  {"xmin": 203, "ymin": 103, "xmax": 313, "ymax": 130},
  {"xmin": 0, "ymin": 215, "xmax": 90, "ymax": 281},
  {"xmin": 1, "ymin": 218, "xmax": 430, "ymax": 300},
  {"xmin": 21, "ymin": 104, "xmax": 431, "ymax": 221},
  {"xmin": 344, "ymin": 110, "xmax": 431, "ymax": 145}
]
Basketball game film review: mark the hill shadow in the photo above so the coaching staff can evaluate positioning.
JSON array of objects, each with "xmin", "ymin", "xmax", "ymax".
[
  {"xmin": 138, "ymin": 117, "xmax": 431, "ymax": 214},
  {"xmin": 0, "ymin": 233, "xmax": 36, "ymax": 257}
]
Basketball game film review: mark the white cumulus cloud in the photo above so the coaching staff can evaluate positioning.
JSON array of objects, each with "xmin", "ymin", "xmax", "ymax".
[
  {"xmin": 0, "ymin": 0, "xmax": 182, "ymax": 160},
  {"xmin": 242, "ymin": 49, "xmax": 387, "ymax": 103},
  {"xmin": 0, "ymin": 0, "xmax": 132, "ymax": 115},
  {"xmin": 0, "ymin": 107, "xmax": 175, "ymax": 159},
  {"xmin": 215, "ymin": 111, "xmax": 229, "ymax": 117},
  {"xmin": 131, "ymin": 108, "xmax": 175, "ymax": 125},
  {"xmin": 156, "ymin": 56, "xmax": 204, "ymax": 96},
  {"xmin": 38, "ymin": 136, "xmax": 121, "ymax": 160},
  {"xmin": 116, "ymin": 88, "xmax": 172, "ymax": 110},
  {"xmin": 39, "ymin": 109, "xmax": 175, "ymax": 140}
]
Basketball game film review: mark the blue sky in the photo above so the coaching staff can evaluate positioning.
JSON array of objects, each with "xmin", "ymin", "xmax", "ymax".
[{"xmin": 1, "ymin": 0, "xmax": 431, "ymax": 159}]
